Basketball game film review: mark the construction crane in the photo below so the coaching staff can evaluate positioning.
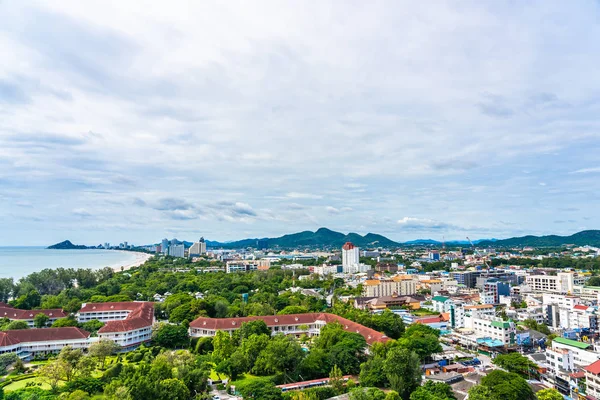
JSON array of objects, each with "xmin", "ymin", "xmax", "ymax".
[
  {"xmin": 466, "ymin": 237, "xmax": 479, "ymax": 256},
  {"xmin": 467, "ymin": 236, "xmax": 491, "ymax": 269}
]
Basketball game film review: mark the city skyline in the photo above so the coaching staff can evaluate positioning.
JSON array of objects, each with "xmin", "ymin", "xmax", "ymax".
[{"xmin": 2, "ymin": 1, "xmax": 600, "ymax": 245}]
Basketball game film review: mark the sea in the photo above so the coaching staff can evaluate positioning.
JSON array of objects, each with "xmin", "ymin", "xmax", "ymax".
[{"xmin": 0, "ymin": 247, "xmax": 141, "ymax": 280}]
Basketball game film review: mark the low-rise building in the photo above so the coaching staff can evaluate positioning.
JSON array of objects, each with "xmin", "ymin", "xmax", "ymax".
[
  {"xmin": 0, "ymin": 327, "xmax": 91, "ymax": 360},
  {"xmin": 432, "ymin": 296, "xmax": 453, "ymax": 313},
  {"xmin": 189, "ymin": 313, "xmax": 388, "ymax": 345},
  {"xmin": 0, "ymin": 305, "xmax": 67, "ymax": 328},
  {"xmin": 78, "ymin": 302, "xmax": 154, "ymax": 351}
]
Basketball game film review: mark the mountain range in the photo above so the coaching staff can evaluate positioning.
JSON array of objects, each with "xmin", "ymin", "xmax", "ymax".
[
  {"xmin": 203, "ymin": 228, "xmax": 492, "ymax": 249},
  {"xmin": 477, "ymin": 230, "xmax": 600, "ymax": 247},
  {"xmin": 49, "ymin": 229, "xmax": 600, "ymax": 251}
]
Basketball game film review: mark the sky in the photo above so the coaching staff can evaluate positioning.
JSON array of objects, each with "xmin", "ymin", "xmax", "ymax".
[{"xmin": 2, "ymin": 1, "xmax": 600, "ymax": 246}]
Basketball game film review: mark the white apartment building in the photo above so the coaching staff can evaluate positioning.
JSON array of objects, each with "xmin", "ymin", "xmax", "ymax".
[
  {"xmin": 363, "ymin": 278, "xmax": 417, "ymax": 297},
  {"xmin": 189, "ymin": 238, "xmax": 207, "ymax": 256},
  {"xmin": 466, "ymin": 316, "xmax": 516, "ymax": 346},
  {"xmin": 526, "ymin": 273, "xmax": 575, "ymax": 294},
  {"xmin": 78, "ymin": 302, "xmax": 155, "ymax": 351},
  {"xmin": 449, "ymin": 303, "xmax": 465, "ymax": 329},
  {"xmin": 0, "ymin": 328, "xmax": 92, "ymax": 360},
  {"xmin": 168, "ymin": 244, "xmax": 185, "ymax": 258},
  {"xmin": 342, "ymin": 242, "xmax": 360, "ymax": 274},
  {"xmin": 432, "ymin": 296, "xmax": 453, "ymax": 313},
  {"xmin": 313, "ymin": 264, "xmax": 340, "ymax": 276},
  {"xmin": 546, "ymin": 337, "xmax": 600, "ymax": 375},
  {"xmin": 584, "ymin": 360, "xmax": 600, "ymax": 400},
  {"xmin": 225, "ymin": 261, "xmax": 259, "ymax": 273},
  {"xmin": 542, "ymin": 293, "xmax": 581, "ymax": 308}
]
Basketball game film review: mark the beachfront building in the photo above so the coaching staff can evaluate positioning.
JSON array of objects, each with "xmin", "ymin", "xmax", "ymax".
[
  {"xmin": 0, "ymin": 327, "xmax": 92, "ymax": 360},
  {"xmin": 78, "ymin": 302, "xmax": 154, "ymax": 351},
  {"xmin": 0, "ymin": 304, "xmax": 67, "ymax": 328},
  {"xmin": 168, "ymin": 244, "xmax": 185, "ymax": 258},
  {"xmin": 189, "ymin": 313, "xmax": 388, "ymax": 345}
]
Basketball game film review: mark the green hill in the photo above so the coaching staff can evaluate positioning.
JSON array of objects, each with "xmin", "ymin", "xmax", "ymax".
[
  {"xmin": 209, "ymin": 227, "xmax": 400, "ymax": 249},
  {"xmin": 478, "ymin": 230, "xmax": 600, "ymax": 247}
]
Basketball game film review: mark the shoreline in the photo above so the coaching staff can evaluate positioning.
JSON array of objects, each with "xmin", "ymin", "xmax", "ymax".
[{"xmin": 109, "ymin": 251, "xmax": 154, "ymax": 272}]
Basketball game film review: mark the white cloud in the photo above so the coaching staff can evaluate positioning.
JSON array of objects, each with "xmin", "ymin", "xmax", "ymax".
[
  {"xmin": 572, "ymin": 167, "xmax": 600, "ymax": 174},
  {"xmin": 1, "ymin": 1, "xmax": 599, "ymax": 244}
]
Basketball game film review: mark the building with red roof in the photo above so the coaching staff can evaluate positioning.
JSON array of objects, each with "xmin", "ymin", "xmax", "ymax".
[
  {"xmin": 0, "ymin": 305, "xmax": 67, "ymax": 328},
  {"xmin": 189, "ymin": 313, "xmax": 388, "ymax": 345},
  {"xmin": 0, "ymin": 327, "xmax": 91, "ymax": 360},
  {"xmin": 585, "ymin": 360, "xmax": 600, "ymax": 399},
  {"xmin": 78, "ymin": 302, "xmax": 154, "ymax": 351}
]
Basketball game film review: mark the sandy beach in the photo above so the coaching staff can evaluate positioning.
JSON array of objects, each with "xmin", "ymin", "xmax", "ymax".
[{"xmin": 110, "ymin": 251, "xmax": 154, "ymax": 272}]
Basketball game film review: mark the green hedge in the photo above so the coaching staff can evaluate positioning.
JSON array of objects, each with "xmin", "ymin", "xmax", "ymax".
[{"xmin": 0, "ymin": 373, "xmax": 37, "ymax": 388}]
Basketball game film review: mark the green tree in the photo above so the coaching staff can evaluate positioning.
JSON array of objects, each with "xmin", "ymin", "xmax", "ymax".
[
  {"xmin": 586, "ymin": 276, "xmax": 600, "ymax": 286},
  {"xmin": 253, "ymin": 334, "xmax": 305, "ymax": 376},
  {"xmin": 88, "ymin": 339, "xmax": 120, "ymax": 369},
  {"xmin": 52, "ymin": 317, "xmax": 79, "ymax": 328},
  {"xmin": 492, "ymin": 353, "xmax": 538, "ymax": 377},
  {"xmin": 64, "ymin": 389, "xmax": 91, "ymax": 400},
  {"xmin": 34, "ymin": 313, "xmax": 50, "ymax": 328},
  {"xmin": 383, "ymin": 348, "xmax": 421, "ymax": 400},
  {"xmin": 359, "ymin": 356, "xmax": 387, "ymax": 388},
  {"xmin": 329, "ymin": 365, "xmax": 344, "ymax": 394},
  {"xmin": 238, "ymin": 320, "xmax": 271, "ymax": 339},
  {"xmin": 467, "ymin": 385, "xmax": 493, "ymax": 400},
  {"xmin": 398, "ymin": 324, "xmax": 442, "ymax": 361},
  {"xmin": 240, "ymin": 334, "xmax": 270, "ymax": 371},
  {"xmin": 277, "ymin": 305, "xmax": 309, "ymax": 315},
  {"xmin": 212, "ymin": 330, "xmax": 235, "ymax": 364},
  {"xmin": 410, "ymin": 381, "xmax": 456, "ymax": 400},
  {"xmin": 237, "ymin": 378, "xmax": 283, "ymax": 400},
  {"xmin": 38, "ymin": 361, "xmax": 64, "ymax": 392},
  {"xmin": 536, "ymin": 388, "xmax": 563, "ymax": 400},
  {"xmin": 152, "ymin": 323, "xmax": 189, "ymax": 348},
  {"xmin": 81, "ymin": 319, "xmax": 104, "ymax": 334},
  {"xmin": 385, "ymin": 392, "xmax": 402, "ymax": 400},
  {"xmin": 471, "ymin": 370, "xmax": 534, "ymax": 400},
  {"xmin": 4, "ymin": 320, "xmax": 29, "ymax": 330},
  {"xmin": 155, "ymin": 378, "xmax": 190, "ymax": 400},
  {"xmin": 349, "ymin": 387, "xmax": 386, "ymax": 400}
]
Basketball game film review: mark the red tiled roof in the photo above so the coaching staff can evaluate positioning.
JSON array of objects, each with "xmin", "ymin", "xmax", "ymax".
[
  {"xmin": 342, "ymin": 242, "xmax": 356, "ymax": 250},
  {"xmin": 95, "ymin": 302, "xmax": 154, "ymax": 333},
  {"xmin": 0, "ymin": 307, "xmax": 66, "ymax": 320},
  {"xmin": 0, "ymin": 327, "xmax": 89, "ymax": 346},
  {"xmin": 585, "ymin": 360, "xmax": 600, "ymax": 375},
  {"xmin": 415, "ymin": 316, "xmax": 443, "ymax": 324},
  {"xmin": 574, "ymin": 305, "xmax": 589, "ymax": 311},
  {"xmin": 189, "ymin": 313, "xmax": 388, "ymax": 345}
]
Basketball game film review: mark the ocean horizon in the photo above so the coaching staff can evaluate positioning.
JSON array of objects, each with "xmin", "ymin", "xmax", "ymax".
[{"xmin": 0, "ymin": 247, "xmax": 143, "ymax": 280}]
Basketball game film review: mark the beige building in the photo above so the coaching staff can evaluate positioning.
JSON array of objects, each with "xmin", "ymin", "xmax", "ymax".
[{"xmin": 363, "ymin": 277, "xmax": 417, "ymax": 297}]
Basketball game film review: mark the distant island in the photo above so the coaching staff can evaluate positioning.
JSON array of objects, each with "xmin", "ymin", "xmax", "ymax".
[{"xmin": 47, "ymin": 240, "xmax": 94, "ymax": 250}]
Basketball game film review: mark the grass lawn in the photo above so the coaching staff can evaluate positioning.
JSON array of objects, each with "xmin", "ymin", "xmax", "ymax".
[
  {"xmin": 3, "ymin": 376, "xmax": 54, "ymax": 392},
  {"xmin": 231, "ymin": 373, "xmax": 274, "ymax": 386}
]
